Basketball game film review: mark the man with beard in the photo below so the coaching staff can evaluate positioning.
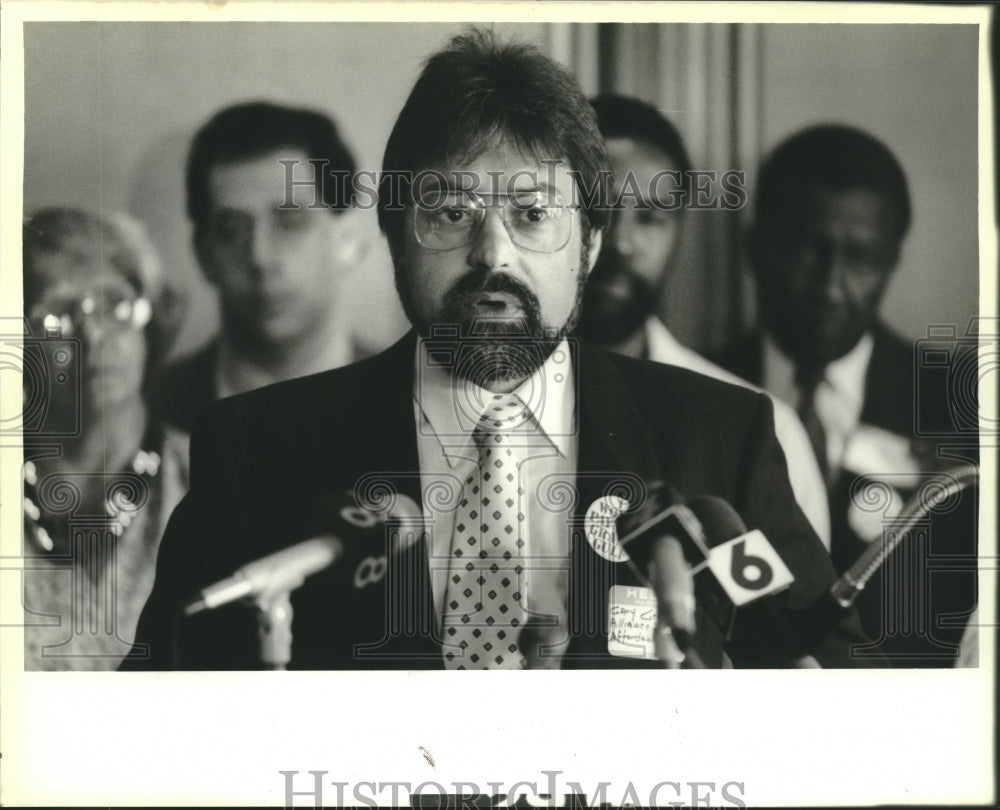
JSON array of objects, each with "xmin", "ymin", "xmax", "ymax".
[
  {"xmin": 125, "ymin": 30, "xmax": 875, "ymax": 670},
  {"xmin": 577, "ymin": 95, "xmax": 830, "ymax": 548}
]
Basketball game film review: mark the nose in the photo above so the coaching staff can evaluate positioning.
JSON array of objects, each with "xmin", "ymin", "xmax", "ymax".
[
  {"xmin": 75, "ymin": 316, "xmax": 112, "ymax": 370},
  {"xmin": 467, "ymin": 208, "xmax": 517, "ymax": 271},
  {"xmin": 812, "ymin": 248, "xmax": 851, "ymax": 304},
  {"xmin": 249, "ymin": 222, "xmax": 280, "ymax": 276},
  {"xmin": 78, "ymin": 314, "xmax": 107, "ymax": 346},
  {"xmin": 609, "ymin": 211, "xmax": 635, "ymax": 257}
]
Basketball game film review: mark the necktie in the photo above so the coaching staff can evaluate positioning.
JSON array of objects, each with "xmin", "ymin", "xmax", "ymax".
[
  {"xmin": 796, "ymin": 366, "xmax": 831, "ymax": 486},
  {"xmin": 442, "ymin": 393, "xmax": 530, "ymax": 669}
]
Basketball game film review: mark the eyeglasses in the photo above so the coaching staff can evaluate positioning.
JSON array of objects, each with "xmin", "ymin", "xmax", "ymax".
[
  {"xmin": 29, "ymin": 290, "xmax": 152, "ymax": 339},
  {"xmin": 413, "ymin": 190, "xmax": 581, "ymax": 253}
]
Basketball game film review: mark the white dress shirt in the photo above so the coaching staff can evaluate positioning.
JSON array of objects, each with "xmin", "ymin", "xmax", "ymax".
[
  {"xmin": 761, "ymin": 331, "xmax": 875, "ymax": 478},
  {"xmin": 413, "ymin": 338, "xmax": 578, "ymax": 633},
  {"xmin": 644, "ymin": 317, "xmax": 832, "ymax": 549}
]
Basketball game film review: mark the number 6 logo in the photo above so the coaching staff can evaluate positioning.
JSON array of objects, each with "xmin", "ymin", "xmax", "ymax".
[
  {"xmin": 730, "ymin": 539, "xmax": 774, "ymax": 590},
  {"xmin": 706, "ymin": 530, "xmax": 794, "ymax": 606}
]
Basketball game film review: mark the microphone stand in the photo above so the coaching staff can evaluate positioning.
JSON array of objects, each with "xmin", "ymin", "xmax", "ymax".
[
  {"xmin": 254, "ymin": 589, "xmax": 297, "ymax": 670},
  {"xmin": 830, "ymin": 463, "xmax": 979, "ymax": 608}
]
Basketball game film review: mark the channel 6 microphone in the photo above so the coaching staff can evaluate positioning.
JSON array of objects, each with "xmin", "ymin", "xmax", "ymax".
[{"xmin": 617, "ymin": 483, "xmax": 806, "ymax": 666}]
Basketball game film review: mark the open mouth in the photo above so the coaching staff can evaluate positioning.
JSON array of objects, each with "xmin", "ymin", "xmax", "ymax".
[{"xmin": 468, "ymin": 292, "xmax": 524, "ymax": 314}]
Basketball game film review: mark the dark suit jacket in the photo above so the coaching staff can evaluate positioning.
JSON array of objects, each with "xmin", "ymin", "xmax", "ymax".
[
  {"xmin": 124, "ymin": 332, "xmax": 875, "ymax": 670},
  {"xmin": 154, "ymin": 342, "xmax": 218, "ymax": 435},
  {"xmin": 713, "ymin": 323, "xmax": 978, "ymax": 666}
]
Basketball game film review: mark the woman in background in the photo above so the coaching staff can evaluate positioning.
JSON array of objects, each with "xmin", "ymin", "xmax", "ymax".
[{"xmin": 21, "ymin": 207, "xmax": 188, "ymax": 670}]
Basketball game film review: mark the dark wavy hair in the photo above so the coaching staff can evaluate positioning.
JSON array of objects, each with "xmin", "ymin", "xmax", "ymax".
[
  {"xmin": 590, "ymin": 93, "xmax": 693, "ymax": 195},
  {"xmin": 377, "ymin": 27, "xmax": 612, "ymax": 253},
  {"xmin": 186, "ymin": 101, "xmax": 356, "ymax": 233}
]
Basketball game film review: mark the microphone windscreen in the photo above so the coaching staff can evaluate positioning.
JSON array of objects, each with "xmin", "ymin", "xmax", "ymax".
[
  {"xmin": 685, "ymin": 495, "xmax": 747, "ymax": 546},
  {"xmin": 616, "ymin": 480, "xmax": 703, "ymax": 570},
  {"xmin": 688, "ymin": 495, "xmax": 807, "ymax": 658}
]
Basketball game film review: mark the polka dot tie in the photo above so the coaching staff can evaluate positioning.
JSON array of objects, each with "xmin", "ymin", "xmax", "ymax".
[{"xmin": 442, "ymin": 394, "xmax": 530, "ymax": 669}]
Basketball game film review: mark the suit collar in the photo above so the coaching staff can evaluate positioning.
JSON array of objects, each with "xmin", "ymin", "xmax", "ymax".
[
  {"xmin": 574, "ymin": 338, "xmax": 665, "ymax": 489},
  {"xmin": 860, "ymin": 322, "xmax": 914, "ymax": 430},
  {"xmin": 350, "ymin": 330, "xmax": 425, "ymax": 508},
  {"xmin": 365, "ymin": 331, "xmax": 664, "ymax": 510},
  {"xmin": 723, "ymin": 330, "xmax": 764, "ymax": 384}
]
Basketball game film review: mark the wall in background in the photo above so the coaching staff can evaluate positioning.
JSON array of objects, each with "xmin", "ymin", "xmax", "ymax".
[
  {"xmin": 23, "ymin": 22, "xmax": 983, "ymax": 361},
  {"xmin": 758, "ymin": 23, "xmax": 980, "ymax": 344}
]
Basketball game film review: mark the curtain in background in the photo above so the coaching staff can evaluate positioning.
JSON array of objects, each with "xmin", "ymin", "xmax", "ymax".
[{"xmin": 546, "ymin": 22, "xmax": 763, "ymax": 352}]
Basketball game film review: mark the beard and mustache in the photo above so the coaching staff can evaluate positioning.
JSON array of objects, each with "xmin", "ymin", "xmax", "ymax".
[
  {"xmin": 574, "ymin": 250, "xmax": 659, "ymax": 347},
  {"xmin": 394, "ymin": 247, "xmax": 589, "ymax": 389}
]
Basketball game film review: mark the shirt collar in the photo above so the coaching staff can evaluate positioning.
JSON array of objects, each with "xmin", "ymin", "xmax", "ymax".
[
  {"xmin": 644, "ymin": 316, "xmax": 683, "ymax": 358},
  {"xmin": 762, "ymin": 330, "xmax": 875, "ymax": 409},
  {"xmin": 413, "ymin": 337, "xmax": 575, "ymax": 464},
  {"xmin": 824, "ymin": 332, "xmax": 875, "ymax": 406}
]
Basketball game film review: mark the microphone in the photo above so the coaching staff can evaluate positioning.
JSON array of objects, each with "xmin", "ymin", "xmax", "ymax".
[
  {"xmin": 182, "ymin": 535, "xmax": 343, "ymax": 616},
  {"xmin": 616, "ymin": 485, "xmax": 803, "ymax": 666},
  {"xmin": 181, "ymin": 490, "xmax": 423, "ymax": 616},
  {"xmin": 831, "ymin": 463, "xmax": 979, "ymax": 607},
  {"xmin": 684, "ymin": 496, "xmax": 808, "ymax": 663},
  {"xmin": 614, "ymin": 482, "xmax": 701, "ymax": 664},
  {"xmin": 795, "ymin": 463, "xmax": 980, "ymax": 649}
]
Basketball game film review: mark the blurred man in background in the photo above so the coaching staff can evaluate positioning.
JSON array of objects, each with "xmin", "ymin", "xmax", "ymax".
[
  {"xmin": 159, "ymin": 102, "xmax": 365, "ymax": 432},
  {"xmin": 715, "ymin": 125, "xmax": 978, "ymax": 664},
  {"xmin": 576, "ymin": 95, "xmax": 830, "ymax": 548}
]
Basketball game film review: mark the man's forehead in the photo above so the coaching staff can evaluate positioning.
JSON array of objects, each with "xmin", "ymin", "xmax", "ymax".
[
  {"xmin": 786, "ymin": 185, "xmax": 900, "ymax": 231},
  {"xmin": 207, "ymin": 147, "xmax": 316, "ymax": 204},
  {"xmin": 606, "ymin": 137, "xmax": 682, "ymax": 208},
  {"xmin": 606, "ymin": 136, "xmax": 678, "ymax": 173},
  {"xmin": 421, "ymin": 143, "xmax": 576, "ymax": 194}
]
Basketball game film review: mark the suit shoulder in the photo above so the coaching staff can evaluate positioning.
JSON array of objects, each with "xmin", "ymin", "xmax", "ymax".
[
  {"xmin": 602, "ymin": 346, "xmax": 766, "ymax": 408},
  {"xmin": 593, "ymin": 344, "xmax": 771, "ymax": 442},
  {"xmin": 707, "ymin": 331, "xmax": 762, "ymax": 382},
  {"xmin": 157, "ymin": 342, "xmax": 218, "ymax": 432},
  {"xmin": 196, "ymin": 336, "xmax": 411, "ymax": 434},
  {"xmin": 871, "ymin": 321, "xmax": 916, "ymax": 360}
]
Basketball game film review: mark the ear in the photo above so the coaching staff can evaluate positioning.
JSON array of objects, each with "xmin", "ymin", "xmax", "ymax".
[
  {"xmin": 192, "ymin": 229, "xmax": 221, "ymax": 285},
  {"xmin": 745, "ymin": 221, "xmax": 763, "ymax": 281},
  {"xmin": 886, "ymin": 240, "xmax": 903, "ymax": 274},
  {"xmin": 584, "ymin": 228, "xmax": 603, "ymax": 274},
  {"xmin": 326, "ymin": 209, "xmax": 370, "ymax": 269}
]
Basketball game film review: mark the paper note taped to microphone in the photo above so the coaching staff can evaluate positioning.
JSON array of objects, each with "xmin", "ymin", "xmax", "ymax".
[
  {"xmin": 607, "ymin": 585, "xmax": 658, "ymax": 660},
  {"xmin": 705, "ymin": 529, "xmax": 794, "ymax": 605}
]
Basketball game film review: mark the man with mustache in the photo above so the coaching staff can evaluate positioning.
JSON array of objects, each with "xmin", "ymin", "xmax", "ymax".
[
  {"xmin": 126, "ymin": 30, "xmax": 874, "ymax": 670},
  {"xmin": 576, "ymin": 95, "xmax": 830, "ymax": 549}
]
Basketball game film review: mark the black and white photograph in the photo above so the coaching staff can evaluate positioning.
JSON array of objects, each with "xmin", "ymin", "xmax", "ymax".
[{"xmin": 0, "ymin": 1, "xmax": 995, "ymax": 806}]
